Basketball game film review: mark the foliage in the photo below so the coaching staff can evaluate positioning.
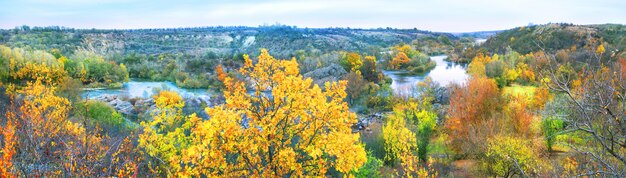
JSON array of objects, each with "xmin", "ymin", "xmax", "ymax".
[
  {"xmin": 2, "ymin": 80, "xmax": 135, "ymax": 177},
  {"xmin": 0, "ymin": 114, "xmax": 15, "ymax": 177},
  {"xmin": 354, "ymin": 151, "xmax": 383, "ymax": 178},
  {"xmin": 382, "ymin": 109, "xmax": 434, "ymax": 177},
  {"xmin": 178, "ymin": 49, "xmax": 366, "ymax": 176},
  {"xmin": 360, "ymin": 55, "xmax": 381, "ymax": 83},
  {"xmin": 383, "ymin": 107, "xmax": 417, "ymax": 165},
  {"xmin": 446, "ymin": 77, "xmax": 501, "ymax": 157},
  {"xmin": 138, "ymin": 91, "xmax": 200, "ymax": 176},
  {"xmin": 391, "ymin": 101, "xmax": 437, "ymax": 162},
  {"xmin": 75, "ymin": 100, "xmax": 126, "ymax": 132},
  {"xmin": 215, "ymin": 64, "xmax": 227, "ymax": 82},
  {"xmin": 541, "ymin": 117, "xmax": 564, "ymax": 152},
  {"xmin": 343, "ymin": 71, "xmax": 366, "ymax": 105},
  {"xmin": 505, "ymin": 94, "xmax": 534, "ymax": 137},
  {"xmin": 543, "ymin": 55, "xmax": 626, "ymax": 176},
  {"xmin": 514, "ymin": 62, "xmax": 535, "ymax": 84},
  {"xmin": 467, "ymin": 53, "xmax": 494, "ymax": 77},
  {"xmin": 390, "ymin": 50, "xmax": 411, "ymax": 69},
  {"xmin": 57, "ymin": 76, "xmax": 83, "ymax": 102},
  {"xmin": 386, "ymin": 44, "xmax": 434, "ymax": 73},
  {"xmin": 481, "ymin": 23, "xmax": 626, "ymax": 55},
  {"xmin": 6, "ymin": 23, "xmax": 626, "ymax": 177},
  {"xmin": 365, "ymin": 83, "xmax": 396, "ymax": 112},
  {"xmin": 0, "ymin": 45, "xmax": 129, "ymax": 88},
  {"xmin": 483, "ymin": 136, "xmax": 544, "ymax": 177},
  {"xmin": 341, "ymin": 52, "xmax": 363, "ymax": 73}
]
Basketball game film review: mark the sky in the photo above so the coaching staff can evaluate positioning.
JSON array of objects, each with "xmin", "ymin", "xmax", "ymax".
[{"xmin": 0, "ymin": 0, "xmax": 624, "ymax": 32}]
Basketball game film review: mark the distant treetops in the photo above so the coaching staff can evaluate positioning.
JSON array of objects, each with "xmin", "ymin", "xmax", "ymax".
[{"xmin": 386, "ymin": 44, "xmax": 435, "ymax": 74}]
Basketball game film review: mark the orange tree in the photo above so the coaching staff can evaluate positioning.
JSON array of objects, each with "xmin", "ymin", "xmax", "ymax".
[{"xmin": 446, "ymin": 77, "xmax": 502, "ymax": 157}]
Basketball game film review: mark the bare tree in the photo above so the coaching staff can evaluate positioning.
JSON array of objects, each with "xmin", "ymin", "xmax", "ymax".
[{"xmin": 541, "ymin": 52, "xmax": 626, "ymax": 176}]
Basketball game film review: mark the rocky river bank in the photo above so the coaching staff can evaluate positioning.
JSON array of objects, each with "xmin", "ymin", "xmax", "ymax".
[{"xmin": 91, "ymin": 94, "xmax": 217, "ymax": 118}]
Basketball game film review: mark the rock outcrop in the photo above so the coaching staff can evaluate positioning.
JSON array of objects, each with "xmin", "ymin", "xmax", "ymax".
[{"xmin": 303, "ymin": 64, "xmax": 347, "ymax": 86}]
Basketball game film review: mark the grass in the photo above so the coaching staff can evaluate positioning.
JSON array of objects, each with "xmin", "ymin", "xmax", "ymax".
[
  {"xmin": 502, "ymin": 84, "xmax": 538, "ymax": 104},
  {"xmin": 429, "ymin": 133, "xmax": 453, "ymax": 156},
  {"xmin": 360, "ymin": 121, "xmax": 386, "ymax": 160},
  {"xmin": 502, "ymin": 84, "xmax": 536, "ymax": 97}
]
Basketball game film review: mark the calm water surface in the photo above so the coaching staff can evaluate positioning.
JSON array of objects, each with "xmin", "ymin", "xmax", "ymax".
[
  {"xmin": 84, "ymin": 55, "xmax": 467, "ymax": 99},
  {"xmin": 82, "ymin": 80, "xmax": 213, "ymax": 99},
  {"xmin": 382, "ymin": 55, "xmax": 468, "ymax": 94}
]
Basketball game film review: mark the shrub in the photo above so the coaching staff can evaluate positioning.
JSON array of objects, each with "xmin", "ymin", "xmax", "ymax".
[
  {"xmin": 541, "ymin": 117, "xmax": 564, "ymax": 152},
  {"xmin": 483, "ymin": 136, "xmax": 544, "ymax": 177},
  {"xmin": 354, "ymin": 151, "xmax": 383, "ymax": 178},
  {"xmin": 75, "ymin": 100, "xmax": 126, "ymax": 132}
]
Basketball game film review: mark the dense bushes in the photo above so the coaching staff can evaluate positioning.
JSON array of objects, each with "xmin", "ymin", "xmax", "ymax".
[
  {"xmin": 74, "ymin": 100, "xmax": 127, "ymax": 132},
  {"xmin": 118, "ymin": 52, "xmax": 220, "ymax": 89},
  {"xmin": 482, "ymin": 136, "xmax": 545, "ymax": 177},
  {"xmin": 65, "ymin": 50, "xmax": 129, "ymax": 87},
  {"xmin": 354, "ymin": 151, "xmax": 383, "ymax": 178},
  {"xmin": 0, "ymin": 45, "xmax": 129, "ymax": 88}
]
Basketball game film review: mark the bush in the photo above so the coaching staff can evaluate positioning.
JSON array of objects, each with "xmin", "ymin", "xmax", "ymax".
[
  {"xmin": 365, "ymin": 94, "xmax": 394, "ymax": 112},
  {"xmin": 411, "ymin": 66, "xmax": 426, "ymax": 74},
  {"xmin": 485, "ymin": 60, "xmax": 505, "ymax": 78},
  {"xmin": 482, "ymin": 136, "xmax": 544, "ymax": 177},
  {"xmin": 354, "ymin": 151, "xmax": 383, "ymax": 178},
  {"xmin": 542, "ymin": 117, "xmax": 564, "ymax": 152},
  {"xmin": 494, "ymin": 77, "xmax": 508, "ymax": 88},
  {"xmin": 57, "ymin": 76, "xmax": 83, "ymax": 102},
  {"xmin": 108, "ymin": 82, "xmax": 123, "ymax": 89},
  {"xmin": 75, "ymin": 100, "xmax": 126, "ymax": 132}
]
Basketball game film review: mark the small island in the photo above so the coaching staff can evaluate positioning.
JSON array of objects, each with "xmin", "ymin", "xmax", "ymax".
[{"xmin": 383, "ymin": 44, "xmax": 436, "ymax": 75}]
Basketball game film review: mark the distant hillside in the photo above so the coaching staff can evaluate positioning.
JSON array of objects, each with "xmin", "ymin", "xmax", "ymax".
[
  {"xmin": 0, "ymin": 25, "xmax": 456, "ymax": 58},
  {"xmin": 452, "ymin": 30, "xmax": 501, "ymax": 39},
  {"xmin": 481, "ymin": 23, "xmax": 626, "ymax": 55}
]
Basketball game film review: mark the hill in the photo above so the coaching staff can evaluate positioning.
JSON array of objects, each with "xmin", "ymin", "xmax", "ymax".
[
  {"xmin": 0, "ymin": 25, "xmax": 456, "ymax": 58},
  {"xmin": 481, "ymin": 23, "xmax": 626, "ymax": 56}
]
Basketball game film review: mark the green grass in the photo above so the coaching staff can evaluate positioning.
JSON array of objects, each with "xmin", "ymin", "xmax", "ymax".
[
  {"xmin": 428, "ymin": 133, "xmax": 453, "ymax": 156},
  {"xmin": 502, "ymin": 84, "xmax": 536, "ymax": 98}
]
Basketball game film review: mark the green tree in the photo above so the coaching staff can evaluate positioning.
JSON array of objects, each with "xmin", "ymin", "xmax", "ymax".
[
  {"xmin": 360, "ymin": 55, "xmax": 380, "ymax": 83},
  {"xmin": 541, "ymin": 117, "xmax": 564, "ymax": 152}
]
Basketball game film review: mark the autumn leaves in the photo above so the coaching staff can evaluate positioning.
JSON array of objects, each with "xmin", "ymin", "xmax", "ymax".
[{"xmin": 138, "ymin": 49, "xmax": 367, "ymax": 176}]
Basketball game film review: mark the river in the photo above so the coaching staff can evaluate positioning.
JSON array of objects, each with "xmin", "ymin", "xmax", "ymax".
[
  {"xmin": 82, "ymin": 80, "xmax": 214, "ymax": 99},
  {"xmin": 83, "ymin": 55, "xmax": 467, "ymax": 99},
  {"xmin": 382, "ymin": 55, "xmax": 468, "ymax": 94}
]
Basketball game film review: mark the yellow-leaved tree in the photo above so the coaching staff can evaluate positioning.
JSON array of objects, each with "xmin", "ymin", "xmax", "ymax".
[
  {"xmin": 183, "ymin": 49, "xmax": 367, "ymax": 176},
  {"xmin": 3, "ymin": 80, "xmax": 136, "ymax": 177},
  {"xmin": 344, "ymin": 52, "xmax": 363, "ymax": 74},
  {"xmin": 382, "ymin": 109, "xmax": 417, "ymax": 165},
  {"xmin": 383, "ymin": 100, "xmax": 438, "ymax": 178},
  {"xmin": 138, "ymin": 91, "xmax": 201, "ymax": 176}
]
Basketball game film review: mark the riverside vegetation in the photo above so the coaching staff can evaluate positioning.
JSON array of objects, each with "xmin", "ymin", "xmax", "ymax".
[{"xmin": 0, "ymin": 23, "xmax": 625, "ymax": 177}]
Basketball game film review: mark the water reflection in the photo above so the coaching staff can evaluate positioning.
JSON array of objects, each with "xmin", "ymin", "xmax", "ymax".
[
  {"xmin": 82, "ymin": 80, "xmax": 213, "ymax": 99},
  {"xmin": 84, "ymin": 55, "xmax": 467, "ymax": 99},
  {"xmin": 382, "ymin": 55, "xmax": 468, "ymax": 94}
]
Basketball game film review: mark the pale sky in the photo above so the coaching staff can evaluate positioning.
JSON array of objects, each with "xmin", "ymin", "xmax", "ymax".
[{"xmin": 0, "ymin": 0, "xmax": 624, "ymax": 32}]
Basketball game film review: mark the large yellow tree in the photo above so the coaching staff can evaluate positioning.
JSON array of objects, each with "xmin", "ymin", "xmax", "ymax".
[{"xmin": 183, "ymin": 49, "xmax": 366, "ymax": 176}]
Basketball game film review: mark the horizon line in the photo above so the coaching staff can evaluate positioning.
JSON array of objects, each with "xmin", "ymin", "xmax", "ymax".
[{"xmin": 2, "ymin": 22, "xmax": 621, "ymax": 34}]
